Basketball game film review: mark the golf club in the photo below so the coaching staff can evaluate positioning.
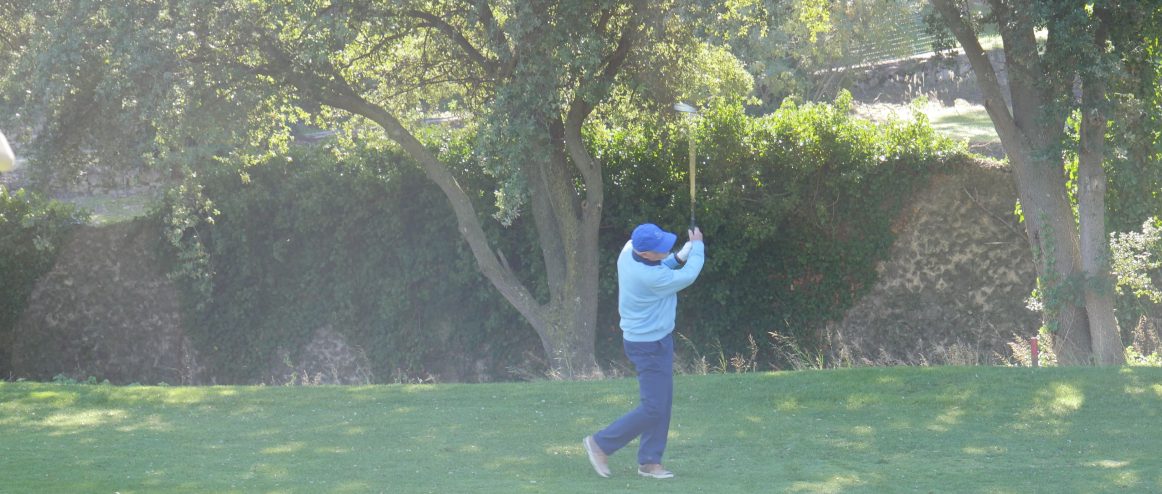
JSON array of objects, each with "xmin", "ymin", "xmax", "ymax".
[
  {"xmin": 0, "ymin": 128, "xmax": 14, "ymax": 173},
  {"xmin": 673, "ymin": 102, "xmax": 698, "ymax": 230}
]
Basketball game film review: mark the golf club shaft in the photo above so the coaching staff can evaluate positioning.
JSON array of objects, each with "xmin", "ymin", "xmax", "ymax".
[{"xmin": 689, "ymin": 135, "xmax": 696, "ymax": 230}]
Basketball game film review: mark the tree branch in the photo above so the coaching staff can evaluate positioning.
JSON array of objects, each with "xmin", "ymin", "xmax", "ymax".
[
  {"xmin": 475, "ymin": 0, "xmax": 514, "ymax": 77},
  {"xmin": 561, "ymin": 4, "xmax": 641, "ymax": 232},
  {"xmin": 324, "ymin": 85, "xmax": 547, "ymax": 329},
  {"xmin": 566, "ymin": 4, "xmax": 637, "ymax": 184},
  {"xmin": 963, "ymin": 186, "xmax": 1024, "ymax": 239},
  {"xmin": 929, "ymin": 0, "xmax": 1022, "ymax": 150},
  {"xmin": 337, "ymin": 30, "xmax": 414, "ymax": 71},
  {"xmin": 405, "ymin": 9, "xmax": 497, "ymax": 74},
  {"xmin": 596, "ymin": 7, "xmax": 615, "ymax": 33},
  {"xmin": 255, "ymin": 40, "xmax": 546, "ymax": 330}
]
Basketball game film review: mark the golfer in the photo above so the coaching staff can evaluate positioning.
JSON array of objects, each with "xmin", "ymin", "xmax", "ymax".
[{"xmin": 584, "ymin": 223, "xmax": 705, "ymax": 479}]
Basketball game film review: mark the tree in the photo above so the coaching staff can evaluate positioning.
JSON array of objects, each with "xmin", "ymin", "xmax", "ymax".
[
  {"xmin": 699, "ymin": 0, "xmax": 937, "ymax": 108},
  {"xmin": 9, "ymin": 0, "xmax": 730, "ymax": 377},
  {"xmin": 928, "ymin": 0, "xmax": 1160, "ymax": 364}
]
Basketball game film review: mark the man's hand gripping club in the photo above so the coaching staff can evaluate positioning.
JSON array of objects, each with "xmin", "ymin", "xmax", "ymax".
[{"xmin": 675, "ymin": 227, "xmax": 703, "ymax": 264}]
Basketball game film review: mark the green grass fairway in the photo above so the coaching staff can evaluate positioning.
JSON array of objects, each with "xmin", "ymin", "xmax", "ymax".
[
  {"xmin": 855, "ymin": 101, "xmax": 1002, "ymax": 158},
  {"xmin": 3, "ymin": 367, "xmax": 1161, "ymax": 493},
  {"xmin": 926, "ymin": 104, "xmax": 1000, "ymax": 146},
  {"xmin": 56, "ymin": 189, "xmax": 160, "ymax": 225}
]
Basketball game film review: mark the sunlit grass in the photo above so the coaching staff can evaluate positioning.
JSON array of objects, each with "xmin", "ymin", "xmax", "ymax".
[
  {"xmin": 2, "ymin": 367, "xmax": 1161, "ymax": 493},
  {"xmin": 925, "ymin": 102, "xmax": 1000, "ymax": 147},
  {"xmin": 855, "ymin": 99, "xmax": 1001, "ymax": 158},
  {"xmin": 57, "ymin": 189, "xmax": 160, "ymax": 225}
]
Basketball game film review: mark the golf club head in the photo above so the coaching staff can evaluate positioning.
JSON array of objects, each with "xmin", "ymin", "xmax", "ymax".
[{"xmin": 673, "ymin": 102, "xmax": 698, "ymax": 114}]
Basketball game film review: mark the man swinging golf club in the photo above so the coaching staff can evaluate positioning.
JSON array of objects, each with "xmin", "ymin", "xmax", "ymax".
[{"xmin": 584, "ymin": 222, "xmax": 705, "ymax": 479}]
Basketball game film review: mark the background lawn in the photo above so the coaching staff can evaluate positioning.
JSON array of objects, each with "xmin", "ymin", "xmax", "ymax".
[
  {"xmin": 856, "ymin": 100, "xmax": 1002, "ymax": 159},
  {"xmin": 924, "ymin": 102, "xmax": 1000, "ymax": 148},
  {"xmin": 2, "ymin": 366, "xmax": 1160, "ymax": 493}
]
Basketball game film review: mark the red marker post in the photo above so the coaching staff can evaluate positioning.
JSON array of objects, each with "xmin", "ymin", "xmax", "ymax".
[{"xmin": 1030, "ymin": 336, "xmax": 1039, "ymax": 368}]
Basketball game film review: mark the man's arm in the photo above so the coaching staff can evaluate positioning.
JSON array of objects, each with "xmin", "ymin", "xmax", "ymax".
[
  {"xmin": 651, "ymin": 228, "xmax": 705, "ymax": 293},
  {"xmin": 650, "ymin": 242, "xmax": 704, "ymax": 293}
]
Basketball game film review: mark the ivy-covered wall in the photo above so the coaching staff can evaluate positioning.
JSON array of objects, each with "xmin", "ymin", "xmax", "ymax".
[{"xmin": 156, "ymin": 146, "xmax": 541, "ymax": 384}]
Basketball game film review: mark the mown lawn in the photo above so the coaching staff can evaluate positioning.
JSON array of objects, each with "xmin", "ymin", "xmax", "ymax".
[
  {"xmin": 926, "ymin": 103, "xmax": 999, "ymax": 146},
  {"xmin": 2, "ymin": 366, "xmax": 1160, "ymax": 493}
]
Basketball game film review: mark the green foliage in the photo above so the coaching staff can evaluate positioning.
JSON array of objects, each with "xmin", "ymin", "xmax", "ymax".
[
  {"xmin": 158, "ymin": 144, "xmax": 538, "ymax": 383},
  {"xmin": 5, "ymin": 1, "xmax": 303, "ymax": 188},
  {"xmin": 1125, "ymin": 345, "xmax": 1162, "ymax": 366},
  {"xmin": 1106, "ymin": 110, "xmax": 1162, "ymax": 234},
  {"xmin": 595, "ymin": 92, "xmax": 963, "ymax": 367},
  {"xmin": 50, "ymin": 373, "xmax": 109, "ymax": 385},
  {"xmin": 1105, "ymin": 7, "xmax": 1162, "ymax": 235},
  {"xmin": 0, "ymin": 186, "xmax": 87, "ymax": 374},
  {"xmin": 1111, "ymin": 217, "xmax": 1162, "ymax": 334},
  {"xmin": 1111, "ymin": 218, "xmax": 1162, "ymax": 304}
]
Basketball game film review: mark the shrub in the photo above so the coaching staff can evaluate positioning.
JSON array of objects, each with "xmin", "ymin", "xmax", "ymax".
[
  {"xmin": 1111, "ymin": 216, "xmax": 1162, "ymax": 361},
  {"xmin": 1111, "ymin": 217, "xmax": 1162, "ymax": 306},
  {"xmin": 595, "ymin": 92, "xmax": 963, "ymax": 369}
]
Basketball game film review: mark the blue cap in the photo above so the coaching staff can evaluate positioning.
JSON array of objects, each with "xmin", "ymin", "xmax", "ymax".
[{"xmin": 631, "ymin": 223, "xmax": 677, "ymax": 253}]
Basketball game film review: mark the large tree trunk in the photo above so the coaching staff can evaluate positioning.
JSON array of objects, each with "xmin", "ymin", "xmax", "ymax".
[
  {"xmin": 1078, "ymin": 102, "xmax": 1122, "ymax": 364},
  {"xmin": 994, "ymin": 1, "xmax": 1095, "ymax": 364},
  {"xmin": 1077, "ymin": 15, "xmax": 1124, "ymax": 365},
  {"xmin": 334, "ymin": 95, "xmax": 604, "ymax": 378},
  {"xmin": 517, "ymin": 11, "xmax": 630, "ymax": 377},
  {"xmin": 519, "ymin": 117, "xmax": 603, "ymax": 378},
  {"xmin": 929, "ymin": 0, "xmax": 1123, "ymax": 364},
  {"xmin": 1003, "ymin": 136, "xmax": 1093, "ymax": 364}
]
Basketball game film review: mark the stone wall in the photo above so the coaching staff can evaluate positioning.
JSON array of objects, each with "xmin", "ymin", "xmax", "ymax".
[
  {"xmin": 9, "ymin": 221, "xmax": 200, "ymax": 384},
  {"xmin": 828, "ymin": 160, "xmax": 1041, "ymax": 364},
  {"xmin": 847, "ymin": 49, "xmax": 1009, "ymax": 106}
]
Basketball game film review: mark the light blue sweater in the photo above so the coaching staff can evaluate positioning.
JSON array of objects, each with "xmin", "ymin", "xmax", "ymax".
[{"xmin": 617, "ymin": 239, "xmax": 705, "ymax": 342}]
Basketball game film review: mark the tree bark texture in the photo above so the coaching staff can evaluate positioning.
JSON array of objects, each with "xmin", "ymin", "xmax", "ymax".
[{"xmin": 1076, "ymin": 14, "xmax": 1124, "ymax": 365}]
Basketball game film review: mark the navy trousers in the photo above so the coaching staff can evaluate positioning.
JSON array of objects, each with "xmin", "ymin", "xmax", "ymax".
[{"xmin": 593, "ymin": 333, "xmax": 675, "ymax": 465}]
